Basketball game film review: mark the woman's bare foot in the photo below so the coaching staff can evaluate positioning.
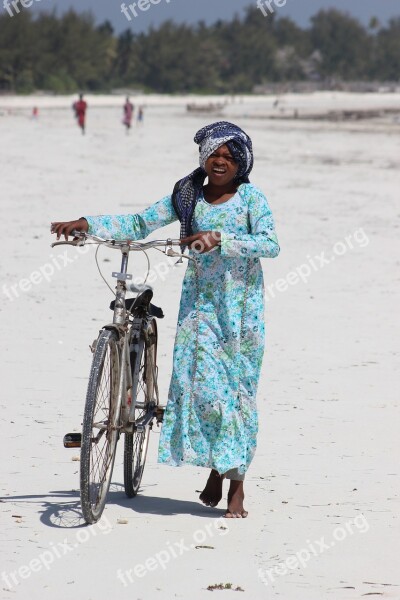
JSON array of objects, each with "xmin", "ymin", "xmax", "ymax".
[
  {"xmin": 225, "ymin": 480, "xmax": 248, "ymax": 518},
  {"xmin": 199, "ymin": 469, "xmax": 224, "ymax": 507}
]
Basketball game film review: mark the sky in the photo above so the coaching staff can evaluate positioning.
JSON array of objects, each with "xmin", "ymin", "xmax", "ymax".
[{"xmin": 9, "ymin": 0, "xmax": 400, "ymax": 32}]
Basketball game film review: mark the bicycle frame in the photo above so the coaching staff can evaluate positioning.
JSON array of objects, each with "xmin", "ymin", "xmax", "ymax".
[
  {"xmin": 102, "ymin": 238, "xmax": 183, "ymax": 433},
  {"xmin": 52, "ymin": 234, "xmax": 184, "ymax": 434},
  {"xmin": 106, "ymin": 245, "xmax": 155, "ymax": 434}
]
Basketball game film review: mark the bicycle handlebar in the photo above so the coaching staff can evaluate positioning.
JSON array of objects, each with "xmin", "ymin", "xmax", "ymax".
[{"xmin": 51, "ymin": 230, "xmax": 183, "ymax": 251}]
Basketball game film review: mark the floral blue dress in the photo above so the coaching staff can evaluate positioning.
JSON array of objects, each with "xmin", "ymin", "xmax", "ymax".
[{"xmin": 85, "ymin": 183, "xmax": 279, "ymax": 477}]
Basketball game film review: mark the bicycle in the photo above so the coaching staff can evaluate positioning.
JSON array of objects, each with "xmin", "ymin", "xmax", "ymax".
[{"xmin": 52, "ymin": 231, "xmax": 184, "ymax": 524}]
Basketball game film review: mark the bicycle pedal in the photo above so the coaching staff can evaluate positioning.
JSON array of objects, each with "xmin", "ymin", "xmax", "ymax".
[
  {"xmin": 63, "ymin": 433, "xmax": 82, "ymax": 448},
  {"xmin": 155, "ymin": 407, "xmax": 165, "ymax": 424}
]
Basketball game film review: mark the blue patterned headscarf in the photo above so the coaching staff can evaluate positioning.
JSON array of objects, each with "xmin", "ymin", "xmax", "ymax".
[{"xmin": 172, "ymin": 121, "xmax": 254, "ymax": 240}]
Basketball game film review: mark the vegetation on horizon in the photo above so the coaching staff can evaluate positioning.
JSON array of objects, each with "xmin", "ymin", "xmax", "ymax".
[{"xmin": 0, "ymin": 7, "xmax": 399, "ymax": 93}]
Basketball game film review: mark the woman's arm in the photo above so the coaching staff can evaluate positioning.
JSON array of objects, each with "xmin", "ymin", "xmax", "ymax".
[
  {"xmin": 220, "ymin": 187, "xmax": 280, "ymax": 259},
  {"xmin": 84, "ymin": 195, "xmax": 178, "ymax": 241}
]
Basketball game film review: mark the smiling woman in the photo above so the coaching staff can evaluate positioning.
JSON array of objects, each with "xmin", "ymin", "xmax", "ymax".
[{"xmin": 51, "ymin": 121, "xmax": 280, "ymax": 519}]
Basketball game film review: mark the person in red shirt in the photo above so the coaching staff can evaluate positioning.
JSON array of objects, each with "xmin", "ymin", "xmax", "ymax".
[
  {"xmin": 123, "ymin": 97, "xmax": 134, "ymax": 134},
  {"xmin": 73, "ymin": 94, "xmax": 88, "ymax": 135}
]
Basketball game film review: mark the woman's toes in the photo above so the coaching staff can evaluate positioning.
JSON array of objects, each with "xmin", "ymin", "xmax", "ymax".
[{"xmin": 224, "ymin": 508, "xmax": 248, "ymax": 518}]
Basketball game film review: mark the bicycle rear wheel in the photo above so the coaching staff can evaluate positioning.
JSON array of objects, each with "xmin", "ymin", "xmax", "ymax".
[
  {"xmin": 124, "ymin": 319, "xmax": 157, "ymax": 498},
  {"xmin": 80, "ymin": 329, "xmax": 120, "ymax": 523}
]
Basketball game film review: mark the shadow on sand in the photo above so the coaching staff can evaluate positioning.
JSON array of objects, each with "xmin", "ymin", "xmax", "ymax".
[{"xmin": 0, "ymin": 484, "xmax": 223, "ymax": 529}]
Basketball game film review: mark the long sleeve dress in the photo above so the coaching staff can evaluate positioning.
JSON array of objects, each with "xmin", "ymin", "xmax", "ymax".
[{"xmin": 85, "ymin": 182, "xmax": 280, "ymax": 477}]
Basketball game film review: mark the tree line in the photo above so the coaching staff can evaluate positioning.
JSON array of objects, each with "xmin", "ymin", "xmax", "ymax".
[{"xmin": 0, "ymin": 7, "xmax": 399, "ymax": 93}]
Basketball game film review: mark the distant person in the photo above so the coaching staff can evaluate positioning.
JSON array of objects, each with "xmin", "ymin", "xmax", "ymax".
[
  {"xmin": 137, "ymin": 105, "xmax": 144, "ymax": 125},
  {"xmin": 123, "ymin": 97, "xmax": 134, "ymax": 133},
  {"xmin": 32, "ymin": 106, "xmax": 39, "ymax": 120},
  {"xmin": 73, "ymin": 94, "xmax": 87, "ymax": 135}
]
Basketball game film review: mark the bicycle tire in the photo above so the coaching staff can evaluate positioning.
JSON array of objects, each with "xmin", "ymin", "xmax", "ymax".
[
  {"xmin": 80, "ymin": 329, "xmax": 120, "ymax": 524},
  {"xmin": 124, "ymin": 319, "xmax": 157, "ymax": 498}
]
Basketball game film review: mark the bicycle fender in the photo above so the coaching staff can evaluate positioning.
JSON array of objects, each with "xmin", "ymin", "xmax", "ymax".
[{"xmin": 102, "ymin": 324, "xmax": 125, "ymax": 339}]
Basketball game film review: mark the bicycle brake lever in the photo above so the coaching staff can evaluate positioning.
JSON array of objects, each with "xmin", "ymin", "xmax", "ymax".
[
  {"xmin": 50, "ymin": 229, "xmax": 87, "ymax": 248},
  {"xmin": 50, "ymin": 239, "xmax": 84, "ymax": 248},
  {"xmin": 165, "ymin": 248, "xmax": 185, "ymax": 258}
]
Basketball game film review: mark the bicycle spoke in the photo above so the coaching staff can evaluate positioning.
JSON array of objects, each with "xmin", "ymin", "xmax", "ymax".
[{"xmin": 80, "ymin": 330, "xmax": 120, "ymax": 524}]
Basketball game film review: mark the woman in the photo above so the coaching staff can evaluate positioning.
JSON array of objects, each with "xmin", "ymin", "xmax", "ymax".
[{"xmin": 52, "ymin": 122, "xmax": 280, "ymax": 518}]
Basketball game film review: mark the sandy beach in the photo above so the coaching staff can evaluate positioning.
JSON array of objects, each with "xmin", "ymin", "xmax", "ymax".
[{"xmin": 0, "ymin": 92, "xmax": 399, "ymax": 600}]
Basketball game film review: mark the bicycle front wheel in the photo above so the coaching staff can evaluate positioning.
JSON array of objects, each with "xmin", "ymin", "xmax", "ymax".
[
  {"xmin": 80, "ymin": 329, "xmax": 120, "ymax": 524},
  {"xmin": 124, "ymin": 319, "xmax": 157, "ymax": 498}
]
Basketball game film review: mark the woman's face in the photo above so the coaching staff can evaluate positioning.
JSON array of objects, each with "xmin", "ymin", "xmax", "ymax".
[{"xmin": 204, "ymin": 144, "xmax": 239, "ymax": 186}]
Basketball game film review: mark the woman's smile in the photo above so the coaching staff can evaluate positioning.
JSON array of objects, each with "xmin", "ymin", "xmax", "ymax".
[{"xmin": 212, "ymin": 166, "xmax": 227, "ymax": 176}]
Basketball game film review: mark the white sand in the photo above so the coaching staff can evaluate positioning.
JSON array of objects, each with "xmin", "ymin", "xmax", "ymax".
[{"xmin": 0, "ymin": 93, "xmax": 399, "ymax": 600}]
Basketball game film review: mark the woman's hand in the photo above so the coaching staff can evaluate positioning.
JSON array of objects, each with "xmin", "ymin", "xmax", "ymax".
[
  {"xmin": 181, "ymin": 231, "xmax": 221, "ymax": 254},
  {"xmin": 51, "ymin": 218, "xmax": 89, "ymax": 240}
]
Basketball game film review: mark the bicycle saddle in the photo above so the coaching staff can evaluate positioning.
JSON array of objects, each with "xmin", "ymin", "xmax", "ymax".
[{"xmin": 109, "ymin": 297, "xmax": 164, "ymax": 318}]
